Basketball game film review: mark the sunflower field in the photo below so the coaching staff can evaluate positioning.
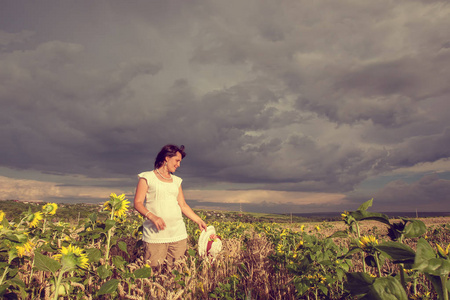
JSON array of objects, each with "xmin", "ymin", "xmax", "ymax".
[{"xmin": 0, "ymin": 195, "xmax": 449, "ymax": 299}]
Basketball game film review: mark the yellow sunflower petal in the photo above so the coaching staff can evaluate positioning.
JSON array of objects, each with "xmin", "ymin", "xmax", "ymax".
[
  {"xmin": 42, "ymin": 203, "xmax": 58, "ymax": 215},
  {"xmin": 16, "ymin": 245, "xmax": 26, "ymax": 258},
  {"xmin": 56, "ymin": 244, "xmax": 89, "ymax": 270},
  {"xmin": 29, "ymin": 212, "xmax": 43, "ymax": 228},
  {"xmin": 103, "ymin": 201, "xmax": 112, "ymax": 211},
  {"xmin": 24, "ymin": 240, "xmax": 34, "ymax": 252},
  {"xmin": 113, "ymin": 198, "xmax": 130, "ymax": 217},
  {"xmin": 437, "ymin": 244, "xmax": 446, "ymax": 257}
]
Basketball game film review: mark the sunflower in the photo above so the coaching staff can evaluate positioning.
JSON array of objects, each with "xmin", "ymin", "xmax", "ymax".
[
  {"xmin": 28, "ymin": 211, "xmax": 43, "ymax": 228},
  {"xmin": 42, "ymin": 203, "xmax": 58, "ymax": 215},
  {"xmin": 276, "ymin": 243, "xmax": 284, "ymax": 254},
  {"xmin": 437, "ymin": 242, "xmax": 450, "ymax": 258},
  {"xmin": 5, "ymin": 233, "xmax": 32, "ymax": 260},
  {"xmin": 341, "ymin": 211, "xmax": 356, "ymax": 225},
  {"xmin": 16, "ymin": 240, "xmax": 35, "ymax": 258},
  {"xmin": 341, "ymin": 211, "xmax": 349, "ymax": 220},
  {"xmin": 0, "ymin": 210, "xmax": 4, "ymax": 229},
  {"xmin": 358, "ymin": 235, "xmax": 378, "ymax": 250},
  {"xmin": 295, "ymin": 240, "xmax": 304, "ymax": 251},
  {"xmin": 54, "ymin": 244, "xmax": 89, "ymax": 270},
  {"xmin": 103, "ymin": 193, "xmax": 130, "ymax": 218}
]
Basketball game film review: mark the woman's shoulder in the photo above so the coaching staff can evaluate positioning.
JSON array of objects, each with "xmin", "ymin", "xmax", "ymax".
[
  {"xmin": 138, "ymin": 171, "xmax": 156, "ymax": 181},
  {"xmin": 172, "ymin": 174, "xmax": 183, "ymax": 185}
]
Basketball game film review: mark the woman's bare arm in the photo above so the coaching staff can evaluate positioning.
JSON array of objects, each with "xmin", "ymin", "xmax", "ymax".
[
  {"xmin": 134, "ymin": 178, "xmax": 166, "ymax": 230},
  {"xmin": 177, "ymin": 185, "xmax": 207, "ymax": 231}
]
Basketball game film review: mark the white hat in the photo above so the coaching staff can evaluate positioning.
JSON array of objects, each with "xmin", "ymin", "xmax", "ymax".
[{"xmin": 198, "ymin": 225, "xmax": 223, "ymax": 258}]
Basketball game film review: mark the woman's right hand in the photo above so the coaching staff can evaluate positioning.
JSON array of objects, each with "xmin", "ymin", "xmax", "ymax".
[{"xmin": 150, "ymin": 215, "xmax": 166, "ymax": 231}]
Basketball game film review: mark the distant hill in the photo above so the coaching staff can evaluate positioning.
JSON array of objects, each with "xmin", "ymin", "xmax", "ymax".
[{"xmin": 290, "ymin": 211, "xmax": 450, "ymax": 219}]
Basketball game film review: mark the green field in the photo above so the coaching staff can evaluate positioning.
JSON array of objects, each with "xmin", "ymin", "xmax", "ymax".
[{"xmin": 1, "ymin": 198, "xmax": 449, "ymax": 299}]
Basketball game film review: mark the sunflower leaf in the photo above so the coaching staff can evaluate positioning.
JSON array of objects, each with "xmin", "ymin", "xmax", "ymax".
[
  {"xmin": 97, "ymin": 279, "xmax": 120, "ymax": 296},
  {"xmin": 98, "ymin": 265, "xmax": 113, "ymax": 280},
  {"xmin": 357, "ymin": 199, "xmax": 373, "ymax": 211},
  {"xmin": 85, "ymin": 248, "xmax": 102, "ymax": 263},
  {"xmin": 105, "ymin": 219, "xmax": 116, "ymax": 232},
  {"xmin": 133, "ymin": 267, "xmax": 152, "ymax": 278},
  {"xmin": 118, "ymin": 241, "xmax": 128, "ymax": 254},
  {"xmin": 34, "ymin": 253, "xmax": 61, "ymax": 274}
]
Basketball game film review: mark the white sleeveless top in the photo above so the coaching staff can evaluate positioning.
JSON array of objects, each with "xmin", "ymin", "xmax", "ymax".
[{"xmin": 138, "ymin": 171, "xmax": 188, "ymax": 243}]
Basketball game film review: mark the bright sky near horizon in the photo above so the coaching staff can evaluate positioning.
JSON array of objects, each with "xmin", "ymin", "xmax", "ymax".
[{"xmin": 1, "ymin": 1, "xmax": 450, "ymax": 214}]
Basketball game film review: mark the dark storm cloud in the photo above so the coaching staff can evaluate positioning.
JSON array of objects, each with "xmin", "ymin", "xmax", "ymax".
[
  {"xmin": 1, "ymin": 1, "xmax": 450, "ymax": 211},
  {"xmin": 0, "ymin": 40, "xmax": 163, "ymax": 176},
  {"xmin": 370, "ymin": 174, "xmax": 450, "ymax": 212},
  {"xmin": 387, "ymin": 128, "xmax": 450, "ymax": 167}
]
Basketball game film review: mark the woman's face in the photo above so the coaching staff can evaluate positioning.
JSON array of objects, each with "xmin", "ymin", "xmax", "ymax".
[{"xmin": 166, "ymin": 152, "xmax": 182, "ymax": 173}]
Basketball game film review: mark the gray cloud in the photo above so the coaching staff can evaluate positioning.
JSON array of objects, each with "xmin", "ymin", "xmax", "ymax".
[
  {"xmin": 0, "ymin": 29, "xmax": 34, "ymax": 47},
  {"xmin": 371, "ymin": 174, "xmax": 450, "ymax": 212},
  {"xmin": 387, "ymin": 128, "xmax": 450, "ymax": 167}
]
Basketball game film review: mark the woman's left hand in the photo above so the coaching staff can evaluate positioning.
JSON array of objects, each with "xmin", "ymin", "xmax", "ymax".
[{"xmin": 197, "ymin": 219, "xmax": 207, "ymax": 231}]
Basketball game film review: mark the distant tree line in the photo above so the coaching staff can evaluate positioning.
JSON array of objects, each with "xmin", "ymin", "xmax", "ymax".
[
  {"xmin": 0, "ymin": 200, "xmax": 333, "ymax": 224},
  {"xmin": 0, "ymin": 200, "xmax": 101, "ymax": 223}
]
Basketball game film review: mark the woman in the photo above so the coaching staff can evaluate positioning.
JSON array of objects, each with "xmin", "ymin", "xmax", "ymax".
[{"xmin": 134, "ymin": 144, "xmax": 207, "ymax": 268}]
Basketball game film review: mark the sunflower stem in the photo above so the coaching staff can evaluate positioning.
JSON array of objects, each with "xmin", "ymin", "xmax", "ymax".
[
  {"xmin": 53, "ymin": 271, "xmax": 64, "ymax": 300},
  {"xmin": 42, "ymin": 218, "xmax": 47, "ymax": 233},
  {"xmin": 29, "ymin": 256, "xmax": 36, "ymax": 285},
  {"xmin": 413, "ymin": 275, "xmax": 417, "ymax": 295},
  {"xmin": 105, "ymin": 229, "xmax": 112, "ymax": 263},
  {"xmin": 399, "ymin": 264, "xmax": 407, "ymax": 293},
  {"xmin": 442, "ymin": 275, "xmax": 448, "ymax": 300},
  {"xmin": 375, "ymin": 252, "xmax": 382, "ymax": 278},
  {"xmin": 0, "ymin": 266, "xmax": 9, "ymax": 286},
  {"xmin": 105, "ymin": 207, "xmax": 115, "ymax": 264},
  {"xmin": 355, "ymin": 222, "xmax": 366, "ymax": 272},
  {"xmin": 16, "ymin": 215, "xmax": 29, "ymax": 228}
]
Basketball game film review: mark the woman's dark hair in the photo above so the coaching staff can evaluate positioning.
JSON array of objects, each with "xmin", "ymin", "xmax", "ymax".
[{"xmin": 154, "ymin": 144, "xmax": 186, "ymax": 169}]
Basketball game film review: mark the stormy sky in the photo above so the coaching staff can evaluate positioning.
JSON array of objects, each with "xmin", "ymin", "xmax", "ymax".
[{"xmin": 1, "ymin": 0, "xmax": 450, "ymax": 214}]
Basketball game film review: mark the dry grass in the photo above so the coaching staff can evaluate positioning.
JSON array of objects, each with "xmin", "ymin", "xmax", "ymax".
[{"xmin": 125, "ymin": 231, "xmax": 299, "ymax": 299}]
